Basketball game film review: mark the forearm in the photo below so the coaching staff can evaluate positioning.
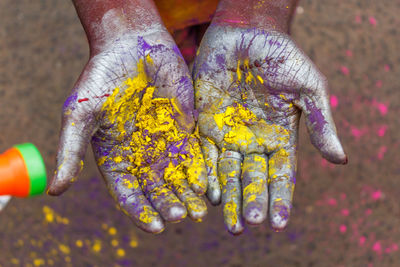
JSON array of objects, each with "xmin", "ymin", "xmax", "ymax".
[
  {"xmin": 72, "ymin": 0, "xmax": 165, "ymax": 54},
  {"xmin": 213, "ymin": 0, "xmax": 299, "ymax": 33}
]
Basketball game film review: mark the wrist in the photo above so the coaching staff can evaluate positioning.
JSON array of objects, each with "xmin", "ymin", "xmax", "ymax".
[
  {"xmin": 73, "ymin": 0, "xmax": 166, "ymax": 55},
  {"xmin": 213, "ymin": 0, "xmax": 299, "ymax": 33}
]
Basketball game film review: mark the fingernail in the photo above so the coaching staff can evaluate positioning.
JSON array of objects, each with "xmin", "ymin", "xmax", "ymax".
[
  {"xmin": 207, "ymin": 189, "xmax": 221, "ymax": 205},
  {"xmin": 149, "ymin": 220, "xmax": 165, "ymax": 234},
  {"xmin": 270, "ymin": 204, "xmax": 290, "ymax": 232},
  {"xmin": 244, "ymin": 206, "xmax": 266, "ymax": 225},
  {"xmin": 192, "ymin": 184, "xmax": 206, "ymax": 195},
  {"xmin": 228, "ymin": 223, "xmax": 244, "ymax": 235},
  {"xmin": 166, "ymin": 206, "xmax": 187, "ymax": 222}
]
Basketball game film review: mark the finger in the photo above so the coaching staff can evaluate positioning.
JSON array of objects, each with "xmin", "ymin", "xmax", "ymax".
[
  {"xmin": 47, "ymin": 95, "xmax": 96, "ymax": 196},
  {"xmin": 102, "ymin": 171, "xmax": 165, "ymax": 234},
  {"xmin": 268, "ymin": 146, "xmax": 297, "ymax": 232},
  {"xmin": 218, "ymin": 150, "xmax": 244, "ymax": 235},
  {"xmin": 140, "ymin": 170, "xmax": 187, "ymax": 223},
  {"xmin": 185, "ymin": 137, "xmax": 208, "ymax": 195},
  {"xmin": 296, "ymin": 79, "xmax": 347, "ymax": 164},
  {"xmin": 164, "ymin": 161, "xmax": 207, "ymax": 221},
  {"xmin": 200, "ymin": 136, "xmax": 221, "ymax": 205},
  {"xmin": 171, "ymin": 179, "xmax": 208, "ymax": 221},
  {"xmin": 241, "ymin": 153, "xmax": 269, "ymax": 225}
]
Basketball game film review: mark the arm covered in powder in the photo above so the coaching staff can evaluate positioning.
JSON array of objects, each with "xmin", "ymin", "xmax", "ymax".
[{"xmin": 48, "ymin": 0, "xmax": 208, "ymax": 233}]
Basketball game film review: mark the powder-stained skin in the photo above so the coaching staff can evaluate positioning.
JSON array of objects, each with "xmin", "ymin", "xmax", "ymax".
[
  {"xmin": 47, "ymin": 2, "xmax": 208, "ymax": 233},
  {"xmin": 193, "ymin": 1, "xmax": 347, "ymax": 234},
  {"xmin": 47, "ymin": 0, "xmax": 346, "ymax": 236},
  {"xmin": 97, "ymin": 56, "xmax": 207, "ymax": 225}
]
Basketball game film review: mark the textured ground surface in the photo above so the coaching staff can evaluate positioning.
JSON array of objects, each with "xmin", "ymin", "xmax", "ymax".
[{"xmin": 0, "ymin": 0, "xmax": 399, "ymax": 266}]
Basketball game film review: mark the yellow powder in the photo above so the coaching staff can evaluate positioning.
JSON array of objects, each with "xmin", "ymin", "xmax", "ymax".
[
  {"xmin": 224, "ymin": 200, "xmax": 238, "ymax": 226},
  {"xmin": 92, "ymin": 240, "xmax": 102, "ymax": 253},
  {"xmin": 58, "ymin": 244, "xmax": 70, "ymax": 254},
  {"xmin": 213, "ymin": 103, "xmax": 257, "ymax": 148},
  {"xmin": 99, "ymin": 56, "xmax": 206, "ymax": 219},
  {"xmin": 139, "ymin": 206, "xmax": 159, "ymax": 224},
  {"xmin": 108, "ymin": 227, "xmax": 117, "ymax": 235},
  {"xmin": 236, "ymin": 60, "xmax": 242, "ymax": 82},
  {"xmin": 243, "ymin": 178, "xmax": 266, "ymax": 204},
  {"xmin": 269, "ymin": 147, "xmax": 291, "ymax": 180},
  {"xmin": 116, "ymin": 248, "xmax": 126, "ymax": 257},
  {"xmin": 75, "ymin": 240, "xmax": 83, "ymax": 248}
]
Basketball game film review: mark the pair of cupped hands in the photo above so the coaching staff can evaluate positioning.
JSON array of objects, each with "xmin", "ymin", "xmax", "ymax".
[{"xmin": 47, "ymin": 15, "xmax": 347, "ymax": 235}]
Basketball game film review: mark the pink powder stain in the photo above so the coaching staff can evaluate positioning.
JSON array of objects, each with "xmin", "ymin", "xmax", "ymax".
[
  {"xmin": 359, "ymin": 236, "xmax": 367, "ymax": 246},
  {"xmin": 375, "ymin": 80, "xmax": 383, "ymax": 88},
  {"xmin": 377, "ymin": 103, "xmax": 388, "ymax": 115},
  {"xmin": 377, "ymin": 125, "xmax": 387, "ymax": 137},
  {"xmin": 369, "ymin": 16, "xmax": 377, "ymax": 26},
  {"xmin": 320, "ymin": 158, "xmax": 327, "ymax": 167},
  {"xmin": 355, "ymin": 15, "xmax": 362, "ymax": 23},
  {"xmin": 365, "ymin": 209, "xmax": 372, "ymax": 216},
  {"xmin": 350, "ymin": 126, "xmax": 367, "ymax": 140},
  {"xmin": 222, "ymin": 19, "xmax": 245, "ymax": 24},
  {"xmin": 371, "ymin": 190, "xmax": 382, "ymax": 201},
  {"xmin": 377, "ymin": 146, "xmax": 387, "ymax": 160},
  {"xmin": 327, "ymin": 198, "xmax": 337, "ymax": 206},
  {"xmin": 180, "ymin": 47, "xmax": 196, "ymax": 57},
  {"xmin": 384, "ymin": 244, "xmax": 397, "ymax": 254},
  {"xmin": 373, "ymin": 241, "xmax": 382, "ymax": 254},
  {"xmin": 330, "ymin": 95, "xmax": 339, "ymax": 108},
  {"xmin": 345, "ymin": 50, "xmax": 353, "ymax": 57},
  {"xmin": 372, "ymin": 100, "xmax": 388, "ymax": 115},
  {"xmin": 384, "ymin": 64, "xmax": 391, "ymax": 72},
  {"xmin": 340, "ymin": 66, "xmax": 350, "ymax": 76},
  {"xmin": 320, "ymin": 158, "xmax": 334, "ymax": 169},
  {"xmin": 340, "ymin": 193, "xmax": 347, "ymax": 200},
  {"xmin": 341, "ymin": 209, "xmax": 350, "ymax": 216},
  {"xmin": 339, "ymin": 224, "xmax": 347, "ymax": 233}
]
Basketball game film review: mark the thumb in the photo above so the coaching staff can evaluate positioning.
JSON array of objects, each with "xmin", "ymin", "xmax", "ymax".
[
  {"xmin": 47, "ymin": 92, "xmax": 97, "ymax": 195},
  {"xmin": 296, "ymin": 77, "xmax": 347, "ymax": 165}
]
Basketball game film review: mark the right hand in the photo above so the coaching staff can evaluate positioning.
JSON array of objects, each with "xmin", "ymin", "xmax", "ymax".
[{"xmin": 47, "ymin": 27, "xmax": 208, "ymax": 234}]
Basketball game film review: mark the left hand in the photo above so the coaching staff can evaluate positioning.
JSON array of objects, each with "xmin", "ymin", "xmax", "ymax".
[{"xmin": 193, "ymin": 22, "xmax": 347, "ymax": 234}]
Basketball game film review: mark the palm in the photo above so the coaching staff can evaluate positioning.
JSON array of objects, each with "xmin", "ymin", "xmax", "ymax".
[
  {"xmin": 49, "ymin": 30, "xmax": 207, "ymax": 233},
  {"xmin": 193, "ymin": 25, "xmax": 346, "ymax": 234}
]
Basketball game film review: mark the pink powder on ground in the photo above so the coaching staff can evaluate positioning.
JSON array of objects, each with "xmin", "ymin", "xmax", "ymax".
[
  {"xmin": 371, "ymin": 190, "xmax": 382, "ymax": 201},
  {"xmin": 330, "ymin": 95, "xmax": 338, "ymax": 108},
  {"xmin": 377, "ymin": 125, "xmax": 387, "ymax": 137},
  {"xmin": 341, "ymin": 209, "xmax": 350, "ymax": 216},
  {"xmin": 369, "ymin": 16, "xmax": 377, "ymax": 26},
  {"xmin": 373, "ymin": 241, "xmax": 382, "ymax": 254},
  {"xmin": 340, "ymin": 66, "xmax": 350, "ymax": 76},
  {"xmin": 377, "ymin": 146, "xmax": 387, "ymax": 160}
]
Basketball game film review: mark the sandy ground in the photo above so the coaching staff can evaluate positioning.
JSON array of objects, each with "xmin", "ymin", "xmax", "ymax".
[{"xmin": 0, "ymin": 0, "xmax": 399, "ymax": 266}]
